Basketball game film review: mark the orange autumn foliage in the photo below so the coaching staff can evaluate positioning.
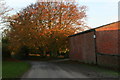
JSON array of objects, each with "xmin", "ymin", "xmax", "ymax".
[{"xmin": 6, "ymin": 2, "xmax": 89, "ymax": 55}]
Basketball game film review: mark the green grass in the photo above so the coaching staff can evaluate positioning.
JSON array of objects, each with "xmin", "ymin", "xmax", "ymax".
[
  {"xmin": 2, "ymin": 61, "xmax": 31, "ymax": 78},
  {"xmin": 0, "ymin": 61, "xmax": 2, "ymax": 78}
]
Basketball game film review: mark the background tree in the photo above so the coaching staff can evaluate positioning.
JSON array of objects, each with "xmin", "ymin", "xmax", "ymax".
[
  {"xmin": 7, "ymin": 2, "xmax": 89, "ymax": 58},
  {"xmin": 0, "ymin": 0, "xmax": 12, "ymax": 26},
  {"xmin": 0, "ymin": 0, "xmax": 11, "ymax": 17},
  {"xmin": 0, "ymin": 0, "xmax": 12, "ymax": 59}
]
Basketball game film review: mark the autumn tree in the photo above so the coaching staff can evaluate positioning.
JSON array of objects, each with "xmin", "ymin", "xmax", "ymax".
[
  {"xmin": 7, "ymin": 2, "xmax": 89, "ymax": 57},
  {"xmin": 0, "ymin": 0, "xmax": 12, "ymax": 25},
  {"xmin": 1, "ymin": 0, "xmax": 13, "ymax": 38},
  {"xmin": 1, "ymin": 0, "xmax": 13, "ymax": 59}
]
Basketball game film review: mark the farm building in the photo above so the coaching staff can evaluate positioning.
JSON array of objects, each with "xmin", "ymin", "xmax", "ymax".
[{"xmin": 69, "ymin": 21, "xmax": 120, "ymax": 69}]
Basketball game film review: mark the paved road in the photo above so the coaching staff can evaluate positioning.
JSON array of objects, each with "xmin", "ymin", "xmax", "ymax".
[
  {"xmin": 22, "ymin": 60, "xmax": 119, "ymax": 79},
  {"xmin": 22, "ymin": 61, "xmax": 89, "ymax": 78}
]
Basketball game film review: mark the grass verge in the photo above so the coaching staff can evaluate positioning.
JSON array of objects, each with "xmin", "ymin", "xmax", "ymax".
[
  {"xmin": 59, "ymin": 60, "xmax": 120, "ymax": 76},
  {"xmin": 2, "ymin": 61, "xmax": 31, "ymax": 78},
  {"xmin": 80, "ymin": 63, "xmax": 120, "ymax": 76}
]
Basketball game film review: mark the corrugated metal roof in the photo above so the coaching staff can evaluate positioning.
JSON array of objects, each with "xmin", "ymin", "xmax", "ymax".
[
  {"xmin": 68, "ymin": 21, "xmax": 119, "ymax": 37},
  {"xmin": 68, "ymin": 29, "xmax": 95, "ymax": 37}
]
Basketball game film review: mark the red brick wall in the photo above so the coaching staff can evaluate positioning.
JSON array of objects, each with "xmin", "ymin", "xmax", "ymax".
[
  {"xmin": 69, "ymin": 31, "xmax": 96, "ymax": 64},
  {"xmin": 97, "ymin": 54, "xmax": 119, "ymax": 69},
  {"xmin": 118, "ymin": 23, "xmax": 120, "ymax": 71},
  {"xmin": 69, "ymin": 35, "xmax": 83, "ymax": 61},
  {"xmin": 96, "ymin": 22, "xmax": 119, "ymax": 55},
  {"xmin": 69, "ymin": 21, "xmax": 119, "ymax": 68},
  {"xmin": 96, "ymin": 22, "xmax": 119, "ymax": 69}
]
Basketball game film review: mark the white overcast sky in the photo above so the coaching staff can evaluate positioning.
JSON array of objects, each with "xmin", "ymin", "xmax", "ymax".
[{"xmin": 4, "ymin": 0, "xmax": 120, "ymax": 28}]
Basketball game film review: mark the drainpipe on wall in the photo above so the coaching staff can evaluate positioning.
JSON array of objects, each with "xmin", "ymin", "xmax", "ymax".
[{"xmin": 93, "ymin": 29, "xmax": 98, "ymax": 65}]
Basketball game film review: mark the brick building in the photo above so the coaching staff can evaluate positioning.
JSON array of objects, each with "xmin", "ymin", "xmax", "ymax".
[{"xmin": 69, "ymin": 21, "xmax": 120, "ymax": 68}]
